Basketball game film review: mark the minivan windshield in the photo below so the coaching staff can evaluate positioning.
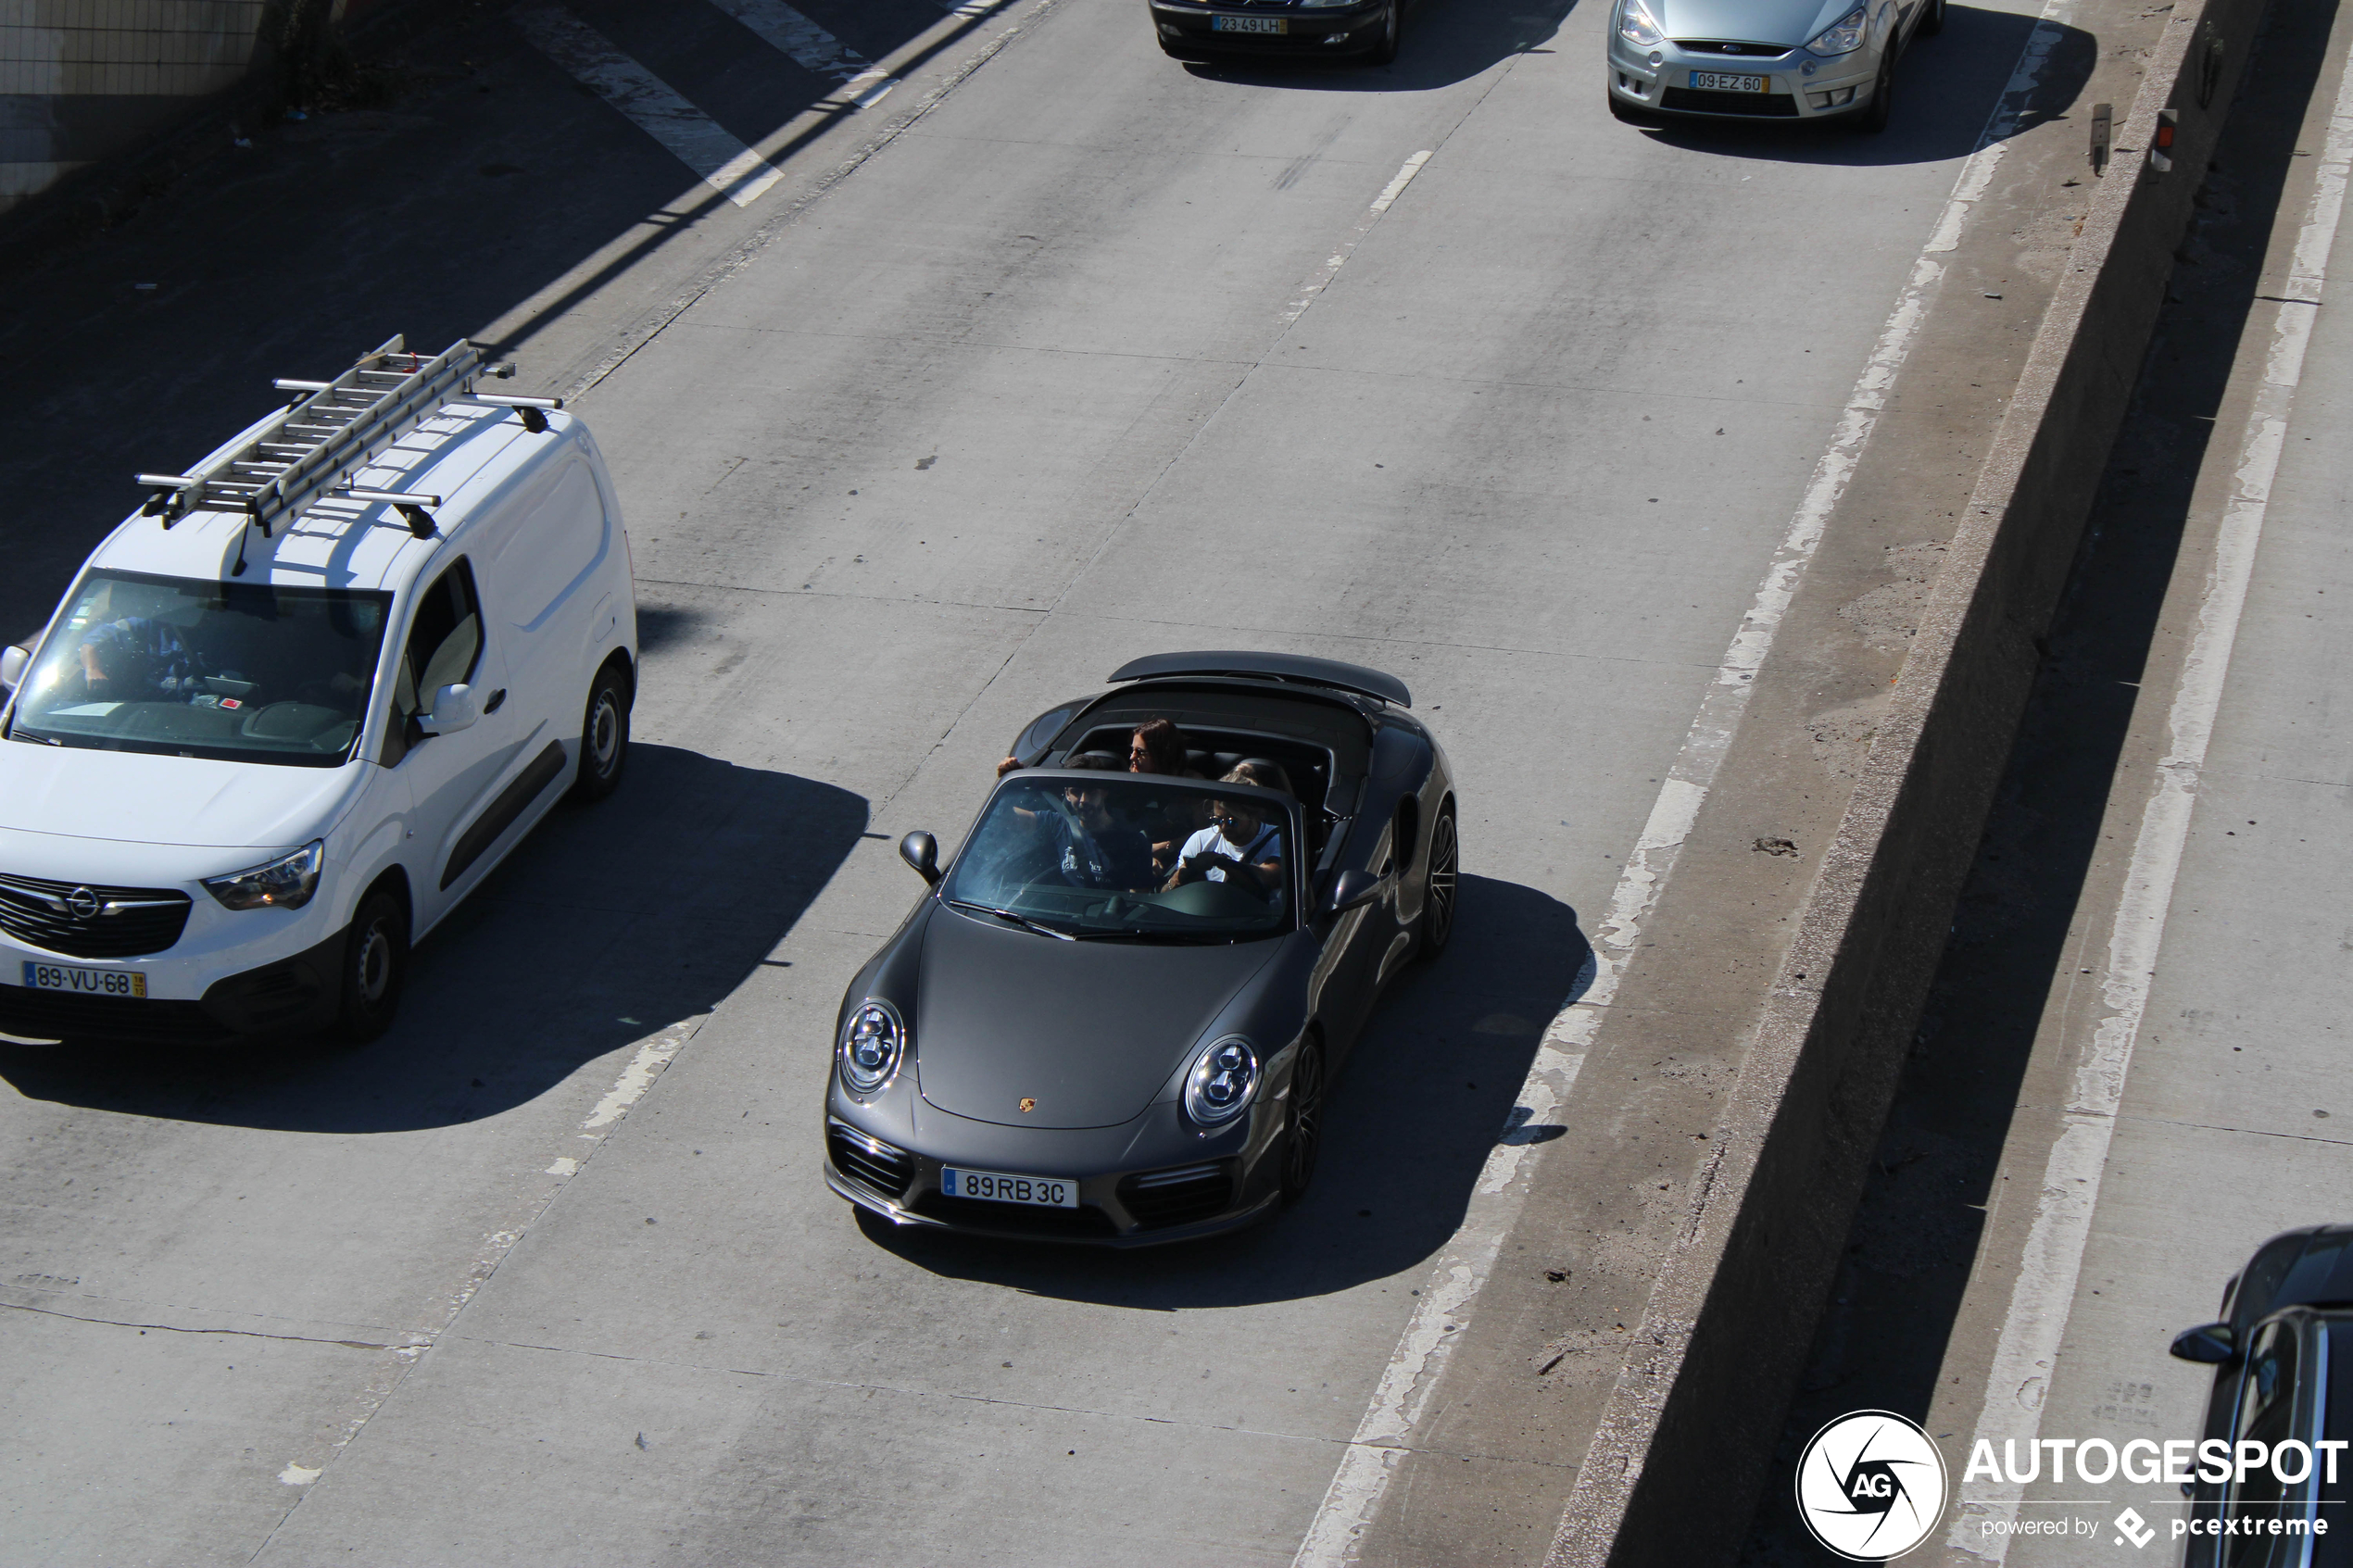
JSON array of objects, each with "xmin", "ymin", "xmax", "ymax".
[
  {"xmin": 6, "ymin": 570, "xmax": 391, "ymax": 768},
  {"xmin": 940, "ymin": 774, "xmax": 1293, "ymax": 941}
]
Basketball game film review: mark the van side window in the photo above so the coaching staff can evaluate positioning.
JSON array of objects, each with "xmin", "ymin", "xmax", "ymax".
[{"xmin": 381, "ymin": 559, "xmax": 482, "ymax": 765}]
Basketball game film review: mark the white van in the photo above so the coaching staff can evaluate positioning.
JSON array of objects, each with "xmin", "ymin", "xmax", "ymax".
[{"xmin": 0, "ymin": 337, "xmax": 637, "ymax": 1044}]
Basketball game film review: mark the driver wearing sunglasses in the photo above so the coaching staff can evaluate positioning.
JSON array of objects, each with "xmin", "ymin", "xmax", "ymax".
[{"xmin": 1164, "ymin": 762, "xmax": 1289, "ymax": 896}]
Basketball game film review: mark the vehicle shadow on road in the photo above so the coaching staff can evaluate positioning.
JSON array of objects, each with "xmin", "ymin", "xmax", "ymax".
[
  {"xmin": 0, "ymin": 744, "xmax": 865, "ymax": 1134},
  {"xmin": 1732, "ymin": 0, "xmax": 2338, "ymax": 1553},
  {"xmin": 1183, "ymin": 0, "xmax": 1576, "ymax": 94},
  {"xmin": 860, "ymin": 872, "xmax": 1592, "ymax": 1307},
  {"xmin": 1628, "ymin": 5, "xmax": 2089, "ymax": 169}
]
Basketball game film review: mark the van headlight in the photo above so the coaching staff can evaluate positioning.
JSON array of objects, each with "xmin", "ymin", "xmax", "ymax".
[
  {"xmin": 839, "ymin": 999, "xmax": 905, "ymax": 1093},
  {"xmin": 1184, "ymin": 1035, "xmax": 1259, "ymax": 1126},
  {"xmin": 202, "ymin": 841, "xmax": 324, "ymax": 910}
]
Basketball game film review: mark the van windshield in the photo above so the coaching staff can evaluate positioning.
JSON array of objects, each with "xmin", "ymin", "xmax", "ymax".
[
  {"xmin": 6, "ymin": 570, "xmax": 391, "ymax": 768},
  {"xmin": 940, "ymin": 774, "xmax": 1293, "ymax": 941}
]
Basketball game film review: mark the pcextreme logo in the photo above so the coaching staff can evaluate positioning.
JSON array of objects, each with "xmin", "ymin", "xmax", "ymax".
[{"xmin": 1795, "ymin": 1410, "xmax": 1949, "ymax": 1561}]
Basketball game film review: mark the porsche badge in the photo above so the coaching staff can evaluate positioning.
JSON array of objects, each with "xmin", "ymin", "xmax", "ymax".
[{"xmin": 1019, "ymin": 1098, "xmax": 1037, "ymax": 1113}]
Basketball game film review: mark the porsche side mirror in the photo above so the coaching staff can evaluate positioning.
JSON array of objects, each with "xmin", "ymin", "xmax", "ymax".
[
  {"xmin": 1324, "ymin": 868, "xmax": 1383, "ymax": 915},
  {"xmin": 418, "ymin": 683, "xmax": 478, "ymax": 736},
  {"xmin": 900, "ymin": 831, "xmax": 941, "ymax": 884},
  {"xmin": 0, "ymin": 645, "xmax": 25, "ymax": 696},
  {"xmin": 2170, "ymin": 1323, "xmax": 2237, "ymax": 1364}
]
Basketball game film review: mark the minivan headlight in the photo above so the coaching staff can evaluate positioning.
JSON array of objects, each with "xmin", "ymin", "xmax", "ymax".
[
  {"xmin": 1806, "ymin": 5, "xmax": 1867, "ymax": 55},
  {"xmin": 1184, "ymin": 1035, "xmax": 1259, "ymax": 1126},
  {"xmin": 839, "ymin": 999, "xmax": 905, "ymax": 1094},
  {"xmin": 1617, "ymin": 0, "xmax": 1665, "ymax": 48},
  {"xmin": 202, "ymin": 841, "xmax": 324, "ymax": 910}
]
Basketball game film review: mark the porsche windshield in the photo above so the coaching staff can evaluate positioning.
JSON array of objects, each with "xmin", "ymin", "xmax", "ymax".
[
  {"xmin": 941, "ymin": 774, "xmax": 1293, "ymax": 940},
  {"xmin": 6, "ymin": 570, "xmax": 391, "ymax": 768}
]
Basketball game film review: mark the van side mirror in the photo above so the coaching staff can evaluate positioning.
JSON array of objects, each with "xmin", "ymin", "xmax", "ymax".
[
  {"xmin": 2171, "ymin": 1323, "xmax": 2237, "ymax": 1364},
  {"xmin": 419, "ymin": 683, "xmax": 479, "ymax": 736},
  {"xmin": 0, "ymin": 645, "xmax": 26, "ymax": 696},
  {"xmin": 1324, "ymin": 868, "xmax": 1383, "ymax": 916},
  {"xmin": 900, "ymin": 831, "xmax": 940, "ymax": 885}
]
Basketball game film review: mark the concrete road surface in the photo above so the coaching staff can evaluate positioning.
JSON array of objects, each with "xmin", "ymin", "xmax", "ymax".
[{"xmin": 0, "ymin": 0, "xmax": 2123, "ymax": 1561}]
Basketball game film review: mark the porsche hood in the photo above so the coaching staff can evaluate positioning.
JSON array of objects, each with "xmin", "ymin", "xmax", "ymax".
[{"xmin": 912, "ymin": 909, "xmax": 1283, "ymax": 1129}]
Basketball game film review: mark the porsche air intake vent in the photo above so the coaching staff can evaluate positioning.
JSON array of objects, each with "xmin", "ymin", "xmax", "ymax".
[
  {"xmin": 827, "ymin": 1123, "xmax": 914, "ymax": 1198},
  {"xmin": 1118, "ymin": 1160, "xmax": 1236, "ymax": 1230}
]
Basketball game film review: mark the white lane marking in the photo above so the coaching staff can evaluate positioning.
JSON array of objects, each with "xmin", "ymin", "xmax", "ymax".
[
  {"xmin": 262, "ymin": 1015, "xmax": 709, "ymax": 1500},
  {"xmin": 1945, "ymin": 32, "xmax": 2353, "ymax": 1563},
  {"xmin": 514, "ymin": 5, "xmax": 787, "ymax": 208},
  {"xmin": 936, "ymin": 0, "xmax": 1013, "ymax": 15},
  {"xmin": 1290, "ymin": 16, "xmax": 2084, "ymax": 1564},
  {"xmin": 707, "ymin": 0, "xmax": 900, "ymax": 108},
  {"xmin": 1279, "ymin": 151, "xmax": 1431, "ymax": 325},
  {"xmin": 1927, "ymin": 0, "xmax": 2074, "ymax": 253}
]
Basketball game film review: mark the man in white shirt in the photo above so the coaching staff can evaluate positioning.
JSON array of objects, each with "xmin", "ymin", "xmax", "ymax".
[{"xmin": 1165, "ymin": 763, "xmax": 1289, "ymax": 896}]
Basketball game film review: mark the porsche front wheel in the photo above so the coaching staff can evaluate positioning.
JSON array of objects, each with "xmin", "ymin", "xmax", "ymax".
[{"xmin": 1280, "ymin": 1038, "xmax": 1326, "ymax": 1203}]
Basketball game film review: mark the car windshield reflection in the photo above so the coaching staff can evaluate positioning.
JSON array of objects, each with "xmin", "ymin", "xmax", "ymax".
[{"xmin": 941, "ymin": 774, "xmax": 1291, "ymax": 941}]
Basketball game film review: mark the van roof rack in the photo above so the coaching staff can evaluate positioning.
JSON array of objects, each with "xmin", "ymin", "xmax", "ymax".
[{"xmin": 131, "ymin": 335, "xmax": 564, "ymax": 557}]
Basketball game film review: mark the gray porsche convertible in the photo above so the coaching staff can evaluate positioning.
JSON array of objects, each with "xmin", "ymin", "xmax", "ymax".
[{"xmin": 823, "ymin": 651, "xmax": 1458, "ymax": 1245}]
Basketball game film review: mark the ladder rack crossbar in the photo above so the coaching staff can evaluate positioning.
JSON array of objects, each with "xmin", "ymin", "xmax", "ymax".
[{"xmin": 149, "ymin": 335, "xmax": 491, "ymax": 530}]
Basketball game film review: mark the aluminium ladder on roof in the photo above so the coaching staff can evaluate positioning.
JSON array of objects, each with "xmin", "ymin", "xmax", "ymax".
[{"xmin": 133, "ymin": 334, "xmax": 559, "ymax": 537}]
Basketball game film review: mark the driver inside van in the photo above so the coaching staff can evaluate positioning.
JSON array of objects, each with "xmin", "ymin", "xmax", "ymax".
[
  {"xmin": 1165, "ymin": 763, "xmax": 1288, "ymax": 897},
  {"xmin": 75, "ymin": 600, "xmax": 199, "ymax": 703}
]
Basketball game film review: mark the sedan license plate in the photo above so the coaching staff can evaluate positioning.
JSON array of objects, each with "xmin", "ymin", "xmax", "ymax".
[
  {"xmin": 20, "ymin": 960, "xmax": 145, "ymax": 999},
  {"xmin": 1212, "ymin": 15, "xmax": 1288, "ymax": 31},
  {"xmin": 941, "ymin": 1167, "xmax": 1078, "ymax": 1208},
  {"xmin": 1688, "ymin": 69, "xmax": 1768, "ymax": 91}
]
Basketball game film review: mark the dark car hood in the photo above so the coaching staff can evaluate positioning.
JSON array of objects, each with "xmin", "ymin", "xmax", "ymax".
[{"xmin": 913, "ymin": 908, "xmax": 1281, "ymax": 1129}]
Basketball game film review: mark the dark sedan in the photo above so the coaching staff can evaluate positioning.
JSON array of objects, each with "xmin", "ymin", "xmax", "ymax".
[
  {"xmin": 823, "ymin": 651, "xmax": 1457, "ymax": 1245},
  {"xmin": 2170, "ymin": 1226, "xmax": 2353, "ymax": 1564},
  {"xmin": 1150, "ymin": 0, "xmax": 1403, "ymax": 66}
]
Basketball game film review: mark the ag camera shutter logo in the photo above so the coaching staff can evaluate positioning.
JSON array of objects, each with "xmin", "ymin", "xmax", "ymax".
[{"xmin": 1795, "ymin": 1410, "xmax": 1948, "ymax": 1560}]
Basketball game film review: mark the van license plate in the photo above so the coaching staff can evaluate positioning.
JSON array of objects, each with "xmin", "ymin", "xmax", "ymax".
[
  {"xmin": 941, "ymin": 1167, "xmax": 1078, "ymax": 1208},
  {"xmin": 1213, "ymin": 15, "xmax": 1288, "ymax": 31},
  {"xmin": 1689, "ymin": 70, "xmax": 1768, "ymax": 91},
  {"xmin": 20, "ymin": 961, "xmax": 145, "ymax": 999}
]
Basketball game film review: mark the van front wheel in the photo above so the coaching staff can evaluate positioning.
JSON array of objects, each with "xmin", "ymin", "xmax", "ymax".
[
  {"xmin": 573, "ymin": 665, "xmax": 631, "ymax": 802},
  {"xmin": 334, "ymin": 888, "xmax": 409, "ymax": 1044}
]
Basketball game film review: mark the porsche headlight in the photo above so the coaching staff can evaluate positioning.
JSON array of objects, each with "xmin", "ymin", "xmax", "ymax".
[
  {"xmin": 1184, "ymin": 1035, "xmax": 1259, "ymax": 1127},
  {"xmin": 839, "ymin": 999, "xmax": 904, "ymax": 1094},
  {"xmin": 1617, "ymin": 0, "xmax": 1665, "ymax": 48},
  {"xmin": 201, "ymin": 841, "xmax": 323, "ymax": 911},
  {"xmin": 1806, "ymin": 5, "xmax": 1867, "ymax": 55}
]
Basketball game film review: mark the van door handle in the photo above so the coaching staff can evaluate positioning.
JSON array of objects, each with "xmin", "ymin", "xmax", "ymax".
[{"xmin": 484, "ymin": 688, "xmax": 508, "ymax": 714}]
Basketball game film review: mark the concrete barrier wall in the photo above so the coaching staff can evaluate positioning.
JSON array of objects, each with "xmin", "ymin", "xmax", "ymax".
[
  {"xmin": 0, "ymin": 1, "xmax": 273, "ymax": 216},
  {"xmin": 1542, "ymin": 0, "xmax": 2271, "ymax": 1559}
]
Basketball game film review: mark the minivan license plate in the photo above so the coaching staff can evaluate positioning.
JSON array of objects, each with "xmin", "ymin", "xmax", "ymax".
[
  {"xmin": 941, "ymin": 1167, "xmax": 1077, "ymax": 1208},
  {"xmin": 1688, "ymin": 69, "xmax": 1768, "ymax": 91},
  {"xmin": 21, "ymin": 961, "xmax": 145, "ymax": 998},
  {"xmin": 1212, "ymin": 15, "xmax": 1288, "ymax": 31}
]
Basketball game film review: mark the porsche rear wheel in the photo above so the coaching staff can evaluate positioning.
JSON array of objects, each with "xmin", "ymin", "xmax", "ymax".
[
  {"xmin": 1280, "ymin": 1038, "xmax": 1326, "ymax": 1204},
  {"xmin": 1416, "ymin": 804, "xmax": 1457, "ymax": 961}
]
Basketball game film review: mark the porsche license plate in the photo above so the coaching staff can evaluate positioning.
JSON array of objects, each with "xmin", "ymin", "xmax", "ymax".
[
  {"xmin": 1688, "ymin": 69, "xmax": 1768, "ymax": 91},
  {"xmin": 941, "ymin": 1167, "xmax": 1078, "ymax": 1208},
  {"xmin": 1213, "ymin": 15, "xmax": 1288, "ymax": 31},
  {"xmin": 20, "ymin": 960, "xmax": 145, "ymax": 999}
]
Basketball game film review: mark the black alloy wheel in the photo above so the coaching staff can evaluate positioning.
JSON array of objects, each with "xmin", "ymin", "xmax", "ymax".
[
  {"xmin": 1281, "ymin": 1037, "xmax": 1326, "ymax": 1203},
  {"xmin": 334, "ymin": 888, "xmax": 409, "ymax": 1044},
  {"xmin": 1365, "ymin": 0, "xmax": 1400, "ymax": 65},
  {"xmin": 1918, "ymin": 0, "xmax": 1944, "ymax": 35},
  {"xmin": 1416, "ymin": 805, "xmax": 1457, "ymax": 960},
  {"xmin": 1851, "ymin": 54, "xmax": 1894, "ymax": 132},
  {"xmin": 572, "ymin": 664, "xmax": 631, "ymax": 801}
]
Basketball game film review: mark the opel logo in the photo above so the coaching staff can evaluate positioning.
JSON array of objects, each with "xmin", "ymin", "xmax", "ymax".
[{"xmin": 65, "ymin": 887, "xmax": 101, "ymax": 920}]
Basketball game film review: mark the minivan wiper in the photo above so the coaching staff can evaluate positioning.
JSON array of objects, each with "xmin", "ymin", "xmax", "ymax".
[{"xmin": 946, "ymin": 898, "xmax": 1077, "ymax": 941}]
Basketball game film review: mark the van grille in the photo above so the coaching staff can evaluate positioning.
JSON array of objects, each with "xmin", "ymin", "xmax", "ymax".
[
  {"xmin": 0, "ymin": 873, "xmax": 192, "ymax": 959},
  {"xmin": 1660, "ymin": 87, "xmax": 1800, "ymax": 117},
  {"xmin": 1118, "ymin": 1161, "xmax": 1236, "ymax": 1229},
  {"xmin": 827, "ymin": 1123, "xmax": 914, "ymax": 1198},
  {"xmin": 1675, "ymin": 39, "xmax": 1791, "ymax": 56}
]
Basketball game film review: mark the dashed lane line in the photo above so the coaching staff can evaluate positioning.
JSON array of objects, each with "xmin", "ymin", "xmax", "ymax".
[
  {"xmin": 514, "ymin": 4, "xmax": 788, "ymax": 208},
  {"xmin": 707, "ymin": 0, "xmax": 900, "ymax": 108}
]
